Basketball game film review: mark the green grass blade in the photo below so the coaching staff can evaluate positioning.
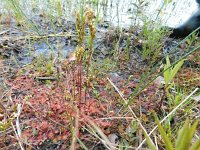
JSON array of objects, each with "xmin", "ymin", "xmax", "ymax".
[
  {"xmin": 170, "ymin": 59, "xmax": 184, "ymax": 81},
  {"xmin": 188, "ymin": 120, "xmax": 199, "ymax": 144},
  {"xmin": 77, "ymin": 137, "xmax": 89, "ymax": 150},
  {"xmin": 164, "ymin": 56, "xmax": 170, "ymax": 83},
  {"xmin": 189, "ymin": 139, "xmax": 200, "ymax": 150},
  {"xmin": 143, "ymin": 130, "xmax": 157, "ymax": 150},
  {"xmin": 175, "ymin": 119, "xmax": 189, "ymax": 150},
  {"xmin": 154, "ymin": 113, "xmax": 173, "ymax": 150}
]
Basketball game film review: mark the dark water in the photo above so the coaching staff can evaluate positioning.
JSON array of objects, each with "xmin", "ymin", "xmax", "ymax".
[{"xmin": 1, "ymin": 0, "xmax": 198, "ymax": 27}]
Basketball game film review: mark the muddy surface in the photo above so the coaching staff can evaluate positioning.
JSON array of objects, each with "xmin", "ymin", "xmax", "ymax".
[
  {"xmin": 1, "ymin": 18, "xmax": 197, "ymax": 81},
  {"xmin": 0, "ymin": 14, "xmax": 199, "ymax": 96},
  {"xmin": 0, "ymin": 16, "xmax": 142, "ymax": 76},
  {"xmin": 0, "ymin": 4, "xmax": 200, "ymax": 149}
]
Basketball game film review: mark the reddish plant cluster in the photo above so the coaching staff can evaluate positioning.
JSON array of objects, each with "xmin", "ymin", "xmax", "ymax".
[
  {"xmin": 5, "ymin": 75, "xmax": 114, "ymax": 146},
  {"xmin": 2, "ymin": 65, "xmax": 165, "ymax": 148},
  {"xmin": 175, "ymin": 68, "xmax": 200, "ymax": 88}
]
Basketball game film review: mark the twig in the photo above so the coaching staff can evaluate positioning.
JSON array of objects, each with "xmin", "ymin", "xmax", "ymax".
[
  {"xmin": 11, "ymin": 104, "xmax": 24, "ymax": 150},
  {"xmin": 0, "ymin": 32, "xmax": 77, "ymax": 42},
  {"xmin": 107, "ymin": 77, "xmax": 149, "ymax": 148},
  {"xmin": 137, "ymin": 88, "xmax": 199, "ymax": 149},
  {"xmin": 82, "ymin": 113, "xmax": 116, "ymax": 150},
  {"xmin": 35, "ymin": 76, "xmax": 57, "ymax": 81},
  {"xmin": 0, "ymin": 30, "xmax": 10, "ymax": 35}
]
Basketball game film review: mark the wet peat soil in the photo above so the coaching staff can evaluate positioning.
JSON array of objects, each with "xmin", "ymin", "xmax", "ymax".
[{"xmin": 0, "ymin": 15, "xmax": 199, "ymax": 149}]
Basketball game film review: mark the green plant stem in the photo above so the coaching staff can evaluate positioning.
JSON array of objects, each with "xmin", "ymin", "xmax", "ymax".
[
  {"xmin": 129, "ymin": 26, "xmax": 200, "ymax": 105},
  {"xmin": 128, "ymin": 44, "xmax": 200, "ymax": 106},
  {"xmin": 137, "ymin": 88, "xmax": 199, "ymax": 149}
]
